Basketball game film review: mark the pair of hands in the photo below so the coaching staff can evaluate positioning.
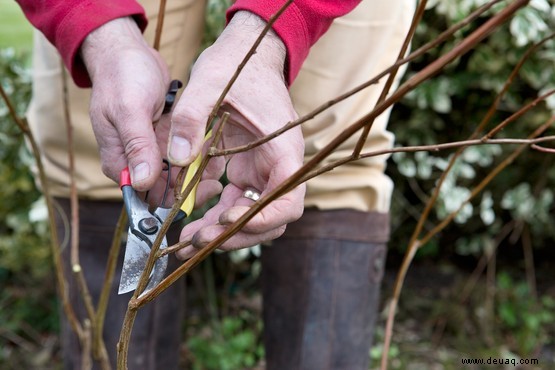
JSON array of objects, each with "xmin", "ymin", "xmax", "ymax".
[{"xmin": 81, "ymin": 12, "xmax": 305, "ymax": 259}]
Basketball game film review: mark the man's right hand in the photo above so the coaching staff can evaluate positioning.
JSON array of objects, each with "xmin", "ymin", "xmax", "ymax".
[{"xmin": 81, "ymin": 17, "xmax": 171, "ymax": 192}]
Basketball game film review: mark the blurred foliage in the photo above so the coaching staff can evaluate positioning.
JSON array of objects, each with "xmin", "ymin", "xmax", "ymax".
[
  {"xmin": 496, "ymin": 272, "xmax": 555, "ymax": 355},
  {"xmin": 191, "ymin": 1, "xmax": 555, "ymax": 368},
  {"xmin": 388, "ymin": 0, "xmax": 555, "ymax": 260},
  {"xmin": 0, "ymin": 49, "xmax": 58, "ymax": 367},
  {"xmin": 202, "ymin": 0, "xmax": 232, "ymax": 50},
  {"xmin": 186, "ymin": 314, "xmax": 263, "ymax": 370},
  {"xmin": 385, "ymin": 1, "xmax": 555, "ymax": 366},
  {"xmin": 183, "ymin": 250, "xmax": 264, "ymax": 370},
  {"xmin": 0, "ymin": 0, "xmax": 33, "ymax": 53}
]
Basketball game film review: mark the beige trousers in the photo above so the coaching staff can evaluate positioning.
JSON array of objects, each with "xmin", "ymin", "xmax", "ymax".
[{"xmin": 27, "ymin": 0, "xmax": 415, "ymax": 213}]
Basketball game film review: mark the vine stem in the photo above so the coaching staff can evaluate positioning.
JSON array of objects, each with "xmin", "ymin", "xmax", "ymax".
[
  {"xmin": 210, "ymin": 0, "xmax": 505, "ymax": 157},
  {"xmin": 381, "ymin": 34, "xmax": 551, "ymax": 370},
  {"xmin": 421, "ymin": 118, "xmax": 554, "ymax": 249},
  {"xmin": 61, "ymin": 67, "xmax": 101, "ymax": 370},
  {"xmin": 94, "ymin": 208, "xmax": 126, "ymax": 369},
  {"xmin": 352, "ymin": 0, "xmax": 427, "ymax": 157},
  {"xmin": 116, "ymin": 113, "xmax": 229, "ymax": 369},
  {"xmin": 405, "ymin": 31, "xmax": 555, "ymax": 268},
  {"xmin": 153, "ymin": 0, "xmax": 168, "ymax": 51},
  {"xmin": 0, "ymin": 83, "xmax": 83, "ymax": 339},
  {"xmin": 116, "ymin": 2, "xmax": 295, "ymax": 366},
  {"xmin": 297, "ymin": 134, "xmax": 555, "ymax": 184},
  {"xmin": 134, "ymin": 0, "xmax": 530, "ymax": 313},
  {"xmin": 203, "ymin": 0, "xmax": 294, "ymax": 134},
  {"xmin": 110, "ymin": 0, "xmax": 532, "ymax": 368},
  {"xmin": 382, "ymin": 118, "xmax": 552, "ymax": 369}
]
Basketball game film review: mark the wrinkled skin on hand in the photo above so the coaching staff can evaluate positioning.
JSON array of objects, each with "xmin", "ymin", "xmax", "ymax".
[
  {"xmin": 81, "ymin": 13, "xmax": 305, "ymax": 255},
  {"xmin": 82, "ymin": 17, "xmax": 169, "ymax": 191},
  {"xmin": 81, "ymin": 17, "xmax": 221, "ymax": 207},
  {"xmin": 170, "ymin": 12, "xmax": 305, "ymax": 257}
]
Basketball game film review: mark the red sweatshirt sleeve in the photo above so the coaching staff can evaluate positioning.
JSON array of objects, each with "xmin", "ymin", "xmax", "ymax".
[
  {"xmin": 227, "ymin": 0, "xmax": 361, "ymax": 84},
  {"xmin": 16, "ymin": 0, "xmax": 147, "ymax": 87}
]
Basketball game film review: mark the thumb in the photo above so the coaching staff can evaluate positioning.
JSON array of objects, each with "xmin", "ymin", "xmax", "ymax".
[
  {"xmin": 120, "ymin": 115, "xmax": 163, "ymax": 191},
  {"xmin": 167, "ymin": 87, "xmax": 214, "ymax": 167},
  {"xmin": 90, "ymin": 102, "xmax": 164, "ymax": 191}
]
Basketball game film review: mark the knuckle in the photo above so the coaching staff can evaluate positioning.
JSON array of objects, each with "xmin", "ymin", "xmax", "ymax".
[
  {"xmin": 113, "ymin": 98, "xmax": 144, "ymax": 123},
  {"xmin": 293, "ymin": 203, "xmax": 304, "ymax": 220},
  {"xmin": 171, "ymin": 106, "xmax": 206, "ymax": 130},
  {"xmin": 98, "ymin": 154, "xmax": 117, "ymax": 181},
  {"xmin": 284, "ymin": 197, "xmax": 304, "ymax": 224},
  {"xmin": 100, "ymin": 161, "xmax": 111, "ymax": 178},
  {"xmin": 274, "ymin": 224, "xmax": 287, "ymax": 239},
  {"xmin": 123, "ymin": 136, "xmax": 151, "ymax": 159},
  {"xmin": 289, "ymin": 207, "xmax": 303, "ymax": 224}
]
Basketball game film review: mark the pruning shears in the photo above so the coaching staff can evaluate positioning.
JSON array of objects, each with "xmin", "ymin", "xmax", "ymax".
[
  {"xmin": 118, "ymin": 166, "xmax": 171, "ymax": 294},
  {"xmin": 118, "ymin": 80, "xmax": 205, "ymax": 295}
]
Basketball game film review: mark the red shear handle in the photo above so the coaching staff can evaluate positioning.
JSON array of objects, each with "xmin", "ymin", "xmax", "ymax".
[{"xmin": 119, "ymin": 167, "xmax": 132, "ymax": 188}]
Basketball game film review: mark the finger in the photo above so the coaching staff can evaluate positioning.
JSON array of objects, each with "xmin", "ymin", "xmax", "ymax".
[
  {"xmin": 219, "ymin": 183, "xmax": 305, "ymax": 233},
  {"xmin": 177, "ymin": 246, "xmax": 198, "ymax": 260},
  {"xmin": 90, "ymin": 101, "xmax": 164, "ymax": 192},
  {"xmin": 175, "ymin": 182, "xmax": 304, "ymax": 259},
  {"xmin": 177, "ymin": 224, "xmax": 286, "ymax": 260},
  {"xmin": 91, "ymin": 117, "xmax": 128, "ymax": 183},
  {"xmin": 153, "ymin": 112, "xmax": 172, "ymax": 156},
  {"xmin": 194, "ymin": 179, "xmax": 223, "ymax": 207},
  {"xmin": 172, "ymin": 142, "xmax": 225, "ymax": 209},
  {"xmin": 118, "ymin": 113, "xmax": 164, "ymax": 191},
  {"xmin": 201, "ymin": 143, "xmax": 226, "ymax": 181},
  {"xmin": 222, "ymin": 141, "xmax": 306, "ymax": 233},
  {"xmin": 168, "ymin": 80, "xmax": 218, "ymax": 166},
  {"xmin": 90, "ymin": 117, "xmax": 162, "ymax": 192},
  {"xmin": 178, "ymin": 186, "xmax": 239, "ymax": 240},
  {"xmin": 192, "ymin": 142, "xmax": 225, "ymax": 206},
  {"xmin": 175, "ymin": 187, "xmax": 243, "ymax": 259}
]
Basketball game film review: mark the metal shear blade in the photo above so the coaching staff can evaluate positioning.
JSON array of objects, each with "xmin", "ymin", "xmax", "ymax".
[
  {"xmin": 118, "ymin": 228, "xmax": 168, "ymax": 295},
  {"xmin": 118, "ymin": 79, "xmax": 184, "ymax": 295},
  {"xmin": 118, "ymin": 169, "xmax": 169, "ymax": 295}
]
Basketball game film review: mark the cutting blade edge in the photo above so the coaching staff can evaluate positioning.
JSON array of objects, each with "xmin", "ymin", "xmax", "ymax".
[{"xmin": 118, "ymin": 232, "xmax": 168, "ymax": 295}]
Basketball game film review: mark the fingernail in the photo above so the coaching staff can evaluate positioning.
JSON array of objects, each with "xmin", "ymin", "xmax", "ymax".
[
  {"xmin": 169, "ymin": 135, "xmax": 191, "ymax": 163},
  {"xmin": 132, "ymin": 162, "xmax": 150, "ymax": 183}
]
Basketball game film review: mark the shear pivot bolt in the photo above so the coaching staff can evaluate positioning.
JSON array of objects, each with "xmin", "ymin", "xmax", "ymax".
[{"xmin": 139, "ymin": 218, "xmax": 159, "ymax": 235}]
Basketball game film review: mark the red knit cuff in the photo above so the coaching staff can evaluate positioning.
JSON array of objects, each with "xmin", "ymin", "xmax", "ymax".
[
  {"xmin": 55, "ymin": 1, "xmax": 147, "ymax": 87},
  {"xmin": 226, "ymin": 0, "xmax": 309, "ymax": 85}
]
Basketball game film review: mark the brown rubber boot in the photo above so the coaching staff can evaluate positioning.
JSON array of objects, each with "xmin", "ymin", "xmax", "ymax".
[{"xmin": 261, "ymin": 208, "xmax": 389, "ymax": 370}]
